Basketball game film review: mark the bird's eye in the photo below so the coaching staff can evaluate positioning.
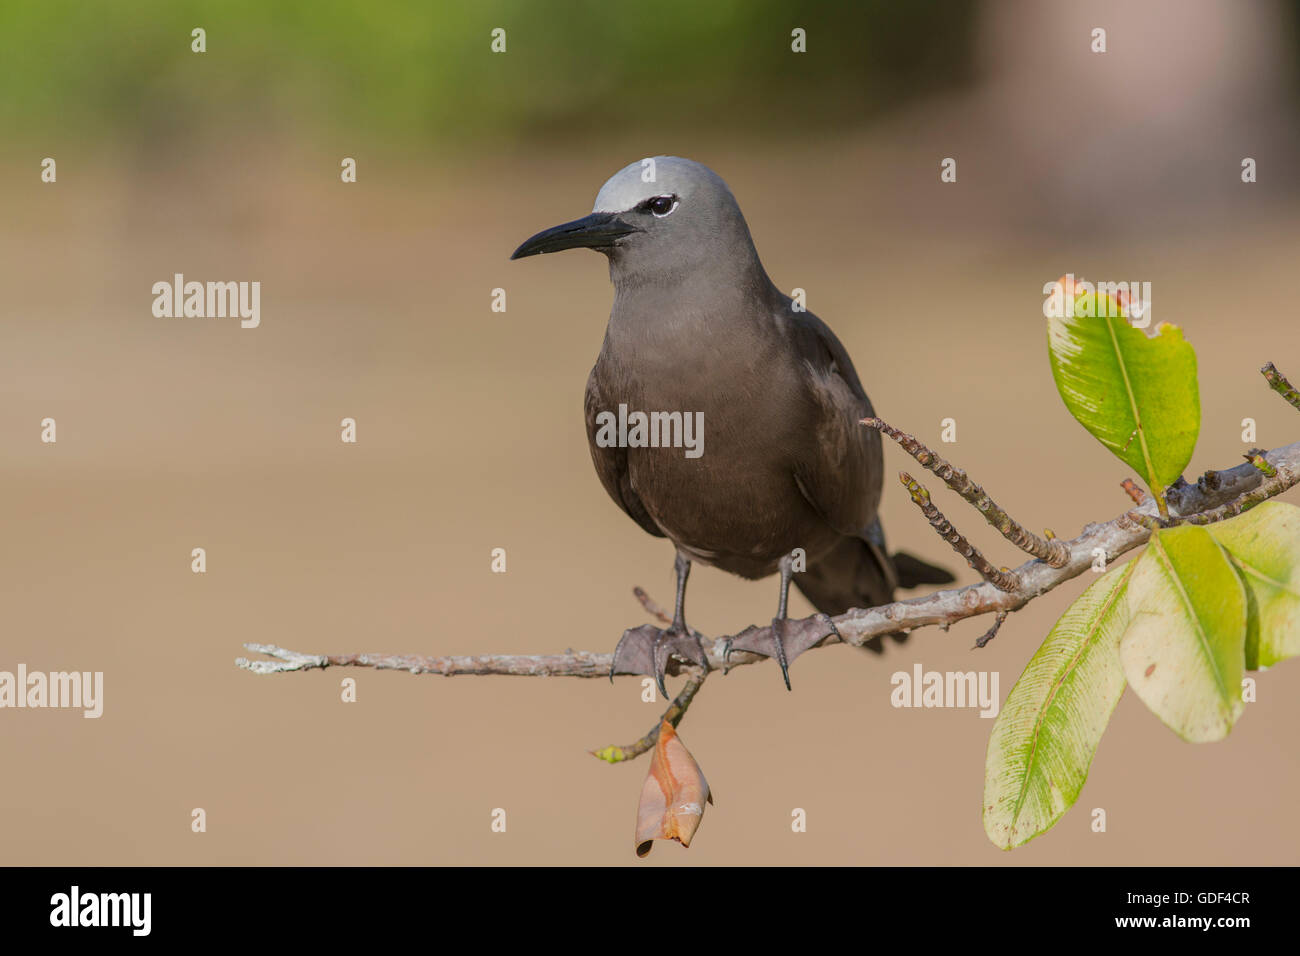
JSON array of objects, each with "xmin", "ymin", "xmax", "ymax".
[{"xmin": 644, "ymin": 195, "xmax": 678, "ymax": 218}]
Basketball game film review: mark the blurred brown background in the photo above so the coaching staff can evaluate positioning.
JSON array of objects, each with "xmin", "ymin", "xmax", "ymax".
[{"xmin": 2, "ymin": 0, "xmax": 1299, "ymax": 865}]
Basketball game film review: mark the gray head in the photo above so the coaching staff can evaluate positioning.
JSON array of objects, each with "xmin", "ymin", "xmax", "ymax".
[{"xmin": 510, "ymin": 156, "xmax": 764, "ymax": 286}]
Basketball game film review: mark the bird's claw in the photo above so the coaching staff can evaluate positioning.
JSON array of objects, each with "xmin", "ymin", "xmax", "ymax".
[
  {"xmin": 610, "ymin": 623, "xmax": 708, "ymax": 697},
  {"xmin": 722, "ymin": 614, "xmax": 839, "ymax": 690}
]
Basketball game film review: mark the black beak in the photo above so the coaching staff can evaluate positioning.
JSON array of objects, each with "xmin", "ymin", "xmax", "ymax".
[{"xmin": 510, "ymin": 211, "xmax": 641, "ymax": 260}]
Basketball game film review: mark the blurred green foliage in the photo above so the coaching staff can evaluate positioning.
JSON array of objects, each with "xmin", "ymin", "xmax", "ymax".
[{"xmin": 0, "ymin": 0, "xmax": 975, "ymax": 149}]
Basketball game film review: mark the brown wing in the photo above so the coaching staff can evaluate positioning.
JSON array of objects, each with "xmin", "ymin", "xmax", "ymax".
[
  {"xmin": 584, "ymin": 367, "xmax": 666, "ymax": 539},
  {"xmin": 788, "ymin": 311, "xmax": 884, "ymax": 539},
  {"xmin": 786, "ymin": 309, "xmax": 903, "ymax": 633}
]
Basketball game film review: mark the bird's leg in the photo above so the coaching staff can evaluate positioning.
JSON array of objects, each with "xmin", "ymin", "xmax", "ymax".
[
  {"xmin": 767, "ymin": 555, "xmax": 795, "ymax": 687},
  {"xmin": 723, "ymin": 552, "xmax": 839, "ymax": 690},
  {"xmin": 610, "ymin": 553, "xmax": 709, "ymax": 696}
]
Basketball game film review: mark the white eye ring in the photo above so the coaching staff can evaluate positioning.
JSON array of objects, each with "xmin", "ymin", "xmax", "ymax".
[{"xmin": 649, "ymin": 197, "xmax": 679, "ymax": 218}]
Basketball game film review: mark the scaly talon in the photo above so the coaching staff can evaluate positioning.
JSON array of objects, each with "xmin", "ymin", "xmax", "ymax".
[
  {"xmin": 611, "ymin": 623, "xmax": 708, "ymax": 696},
  {"xmin": 722, "ymin": 613, "xmax": 838, "ymax": 690}
]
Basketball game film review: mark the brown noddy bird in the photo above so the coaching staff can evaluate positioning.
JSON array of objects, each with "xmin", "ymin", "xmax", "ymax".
[{"xmin": 511, "ymin": 156, "xmax": 951, "ymax": 693}]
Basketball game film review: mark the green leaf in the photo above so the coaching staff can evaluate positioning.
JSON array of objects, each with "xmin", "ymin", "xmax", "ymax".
[
  {"xmin": 983, "ymin": 564, "xmax": 1133, "ymax": 850},
  {"xmin": 1208, "ymin": 501, "xmax": 1300, "ymax": 669},
  {"xmin": 1119, "ymin": 526, "xmax": 1246, "ymax": 742},
  {"xmin": 1046, "ymin": 291, "xmax": 1199, "ymax": 506}
]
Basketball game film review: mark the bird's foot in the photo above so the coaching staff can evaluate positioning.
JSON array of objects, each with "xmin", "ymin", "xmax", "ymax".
[
  {"xmin": 610, "ymin": 624, "xmax": 709, "ymax": 697},
  {"xmin": 722, "ymin": 614, "xmax": 839, "ymax": 690}
]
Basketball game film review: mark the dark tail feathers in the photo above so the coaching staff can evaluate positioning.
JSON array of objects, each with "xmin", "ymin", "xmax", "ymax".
[{"xmin": 892, "ymin": 550, "xmax": 956, "ymax": 589}]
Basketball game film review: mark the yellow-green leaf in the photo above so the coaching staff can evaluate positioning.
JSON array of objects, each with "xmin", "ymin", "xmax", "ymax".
[
  {"xmin": 984, "ymin": 564, "xmax": 1133, "ymax": 850},
  {"xmin": 1120, "ymin": 526, "xmax": 1246, "ymax": 742},
  {"xmin": 1046, "ymin": 289, "xmax": 1199, "ymax": 506},
  {"xmin": 1208, "ymin": 501, "xmax": 1300, "ymax": 669}
]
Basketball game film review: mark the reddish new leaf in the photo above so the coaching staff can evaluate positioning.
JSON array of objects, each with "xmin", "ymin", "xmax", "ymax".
[{"xmin": 635, "ymin": 719, "xmax": 713, "ymax": 857}]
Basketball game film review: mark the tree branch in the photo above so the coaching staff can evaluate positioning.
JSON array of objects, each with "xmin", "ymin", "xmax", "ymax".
[
  {"xmin": 235, "ymin": 643, "xmax": 612, "ymax": 677},
  {"xmin": 237, "ymin": 437, "xmax": 1300, "ymax": 681},
  {"xmin": 236, "ymin": 360, "xmax": 1300, "ymax": 762},
  {"xmin": 1120, "ymin": 478, "xmax": 1147, "ymax": 504}
]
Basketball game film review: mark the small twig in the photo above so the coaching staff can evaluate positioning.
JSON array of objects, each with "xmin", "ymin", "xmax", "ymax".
[
  {"xmin": 1120, "ymin": 478, "xmax": 1147, "ymax": 504},
  {"xmin": 974, "ymin": 611, "xmax": 1009, "ymax": 649},
  {"xmin": 899, "ymin": 472, "xmax": 1021, "ymax": 592},
  {"xmin": 235, "ymin": 645, "xmax": 327, "ymax": 674},
  {"xmin": 1262, "ymin": 362, "xmax": 1300, "ymax": 412},
  {"xmin": 633, "ymin": 586, "xmax": 673, "ymax": 625},
  {"xmin": 1246, "ymin": 448, "xmax": 1278, "ymax": 478},
  {"xmin": 864, "ymin": 417, "xmax": 1070, "ymax": 567},
  {"xmin": 590, "ymin": 667, "xmax": 708, "ymax": 763},
  {"xmin": 632, "ymin": 585, "xmax": 705, "ymax": 643}
]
